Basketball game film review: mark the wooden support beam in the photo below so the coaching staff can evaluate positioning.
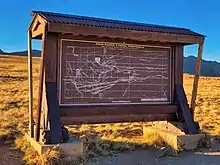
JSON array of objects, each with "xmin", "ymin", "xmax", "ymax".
[
  {"xmin": 35, "ymin": 27, "xmax": 46, "ymax": 141},
  {"xmin": 28, "ymin": 30, "xmax": 34, "ymax": 138},
  {"xmin": 60, "ymin": 34, "xmax": 174, "ymax": 47},
  {"xmin": 44, "ymin": 33, "xmax": 58, "ymax": 82},
  {"xmin": 35, "ymin": 31, "xmax": 62, "ymax": 143},
  {"xmin": 32, "ymin": 23, "xmax": 44, "ymax": 38},
  {"xmin": 190, "ymin": 40, "xmax": 205, "ymax": 114},
  {"xmin": 61, "ymin": 113, "xmax": 177, "ymax": 125},
  {"xmin": 41, "ymin": 82, "xmax": 48, "ymax": 130},
  {"xmin": 60, "ymin": 105, "xmax": 178, "ymax": 117},
  {"xmin": 32, "ymin": 19, "xmax": 41, "ymax": 32},
  {"xmin": 175, "ymin": 84, "xmax": 198, "ymax": 134},
  {"xmin": 175, "ymin": 44, "xmax": 184, "ymax": 85},
  {"xmin": 48, "ymin": 23, "xmax": 204, "ymax": 44},
  {"xmin": 43, "ymin": 32, "xmax": 62, "ymax": 143},
  {"xmin": 45, "ymin": 83, "xmax": 62, "ymax": 143}
]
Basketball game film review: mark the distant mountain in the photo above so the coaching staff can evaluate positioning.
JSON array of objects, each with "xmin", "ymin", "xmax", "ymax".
[
  {"xmin": 0, "ymin": 49, "xmax": 4, "ymax": 54},
  {"xmin": 184, "ymin": 56, "xmax": 220, "ymax": 77},
  {"xmin": 3, "ymin": 49, "xmax": 41, "ymax": 57}
]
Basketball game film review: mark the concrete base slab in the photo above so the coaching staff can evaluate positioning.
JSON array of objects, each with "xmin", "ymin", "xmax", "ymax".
[
  {"xmin": 143, "ymin": 121, "xmax": 204, "ymax": 151},
  {"xmin": 25, "ymin": 134, "xmax": 83, "ymax": 158},
  {"xmin": 150, "ymin": 121, "xmax": 186, "ymax": 134}
]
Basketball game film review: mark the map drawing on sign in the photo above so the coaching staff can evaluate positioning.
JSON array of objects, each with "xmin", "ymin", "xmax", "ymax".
[{"xmin": 60, "ymin": 40, "xmax": 171, "ymax": 105}]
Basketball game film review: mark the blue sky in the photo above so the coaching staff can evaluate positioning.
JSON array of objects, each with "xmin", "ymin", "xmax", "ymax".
[{"xmin": 0, "ymin": 0, "xmax": 219, "ymax": 61}]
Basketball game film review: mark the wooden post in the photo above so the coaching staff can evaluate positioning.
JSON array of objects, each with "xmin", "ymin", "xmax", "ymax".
[
  {"xmin": 43, "ymin": 33, "xmax": 62, "ymax": 144},
  {"xmin": 175, "ymin": 84, "xmax": 198, "ymax": 134},
  {"xmin": 190, "ymin": 39, "xmax": 205, "ymax": 114},
  {"xmin": 35, "ymin": 27, "xmax": 46, "ymax": 141},
  {"xmin": 28, "ymin": 30, "xmax": 34, "ymax": 138}
]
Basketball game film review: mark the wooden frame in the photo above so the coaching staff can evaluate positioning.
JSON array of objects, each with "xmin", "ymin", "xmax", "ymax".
[
  {"xmin": 61, "ymin": 114, "xmax": 177, "ymax": 125},
  {"xmin": 56, "ymin": 35, "xmax": 177, "ymax": 126},
  {"xmin": 48, "ymin": 23, "xmax": 204, "ymax": 44},
  {"xmin": 58, "ymin": 38, "xmax": 173, "ymax": 106},
  {"xmin": 60, "ymin": 105, "xmax": 178, "ymax": 124},
  {"xmin": 35, "ymin": 27, "xmax": 46, "ymax": 141},
  {"xmin": 191, "ymin": 40, "xmax": 205, "ymax": 113},
  {"xmin": 28, "ymin": 12, "xmax": 205, "ymax": 144},
  {"xmin": 175, "ymin": 84, "xmax": 198, "ymax": 134}
]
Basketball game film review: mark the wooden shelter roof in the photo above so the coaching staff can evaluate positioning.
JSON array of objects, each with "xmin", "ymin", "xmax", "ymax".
[{"xmin": 29, "ymin": 11, "xmax": 205, "ymax": 44}]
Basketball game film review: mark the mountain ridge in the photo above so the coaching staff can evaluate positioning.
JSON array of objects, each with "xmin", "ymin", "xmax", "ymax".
[
  {"xmin": 0, "ymin": 49, "xmax": 41, "ymax": 57},
  {"xmin": 0, "ymin": 49, "xmax": 4, "ymax": 54},
  {"xmin": 184, "ymin": 55, "xmax": 220, "ymax": 77},
  {"xmin": 1, "ymin": 49, "xmax": 219, "ymax": 77}
]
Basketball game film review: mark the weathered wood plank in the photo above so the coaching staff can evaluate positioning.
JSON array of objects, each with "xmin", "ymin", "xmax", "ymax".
[
  {"xmin": 35, "ymin": 31, "xmax": 61, "ymax": 143},
  {"xmin": 60, "ymin": 105, "xmax": 178, "ymax": 117},
  {"xmin": 49, "ymin": 23, "xmax": 204, "ymax": 44},
  {"xmin": 44, "ymin": 33, "xmax": 58, "ymax": 83},
  {"xmin": 41, "ymin": 81, "xmax": 48, "ymax": 130},
  {"xmin": 175, "ymin": 44, "xmax": 184, "ymax": 85},
  {"xmin": 28, "ymin": 30, "xmax": 34, "ymax": 138},
  {"xmin": 45, "ymin": 83, "xmax": 62, "ymax": 144},
  {"xmin": 59, "ymin": 34, "xmax": 174, "ymax": 47},
  {"xmin": 175, "ymin": 84, "xmax": 198, "ymax": 134},
  {"xmin": 191, "ymin": 41, "xmax": 205, "ymax": 113},
  {"xmin": 61, "ymin": 113, "xmax": 177, "ymax": 125},
  {"xmin": 35, "ymin": 28, "xmax": 46, "ymax": 141},
  {"xmin": 32, "ymin": 23, "xmax": 44, "ymax": 38},
  {"xmin": 29, "ymin": 15, "xmax": 46, "ymax": 36},
  {"xmin": 32, "ymin": 18, "xmax": 40, "ymax": 32},
  {"xmin": 171, "ymin": 45, "xmax": 175, "ymax": 103}
]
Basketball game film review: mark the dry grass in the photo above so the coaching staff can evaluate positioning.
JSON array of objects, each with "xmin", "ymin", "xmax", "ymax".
[
  {"xmin": 0, "ymin": 56, "xmax": 40, "ymax": 143},
  {"xmin": 184, "ymin": 74, "xmax": 220, "ymax": 135},
  {"xmin": 0, "ymin": 55, "xmax": 220, "ymax": 164},
  {"xmin": 15, "ymin": 136, "xmax": 68, "ymax": 165}
]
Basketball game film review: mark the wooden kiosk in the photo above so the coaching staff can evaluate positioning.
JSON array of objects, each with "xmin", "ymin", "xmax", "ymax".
[{"xmin": 28, "ymin": 11, "xmax": 205, "ymax": 147}]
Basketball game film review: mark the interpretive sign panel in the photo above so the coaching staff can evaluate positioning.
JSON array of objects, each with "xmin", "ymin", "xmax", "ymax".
[{"xmin": 59, "ymin": 39, "xmax": 171, "ymax": 106}]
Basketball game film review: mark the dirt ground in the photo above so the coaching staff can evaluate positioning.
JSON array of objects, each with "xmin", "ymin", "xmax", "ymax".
[
  {"xmin": 1, "ymin": 142, "xmax": 220, "ymax": 165},
  {"xmin": 0, "ymin": 144, "xmax": 24, "ymax": 165},
  {"xmin": 89, "ymin": 150, "xmax": 220, "ymax": 165},
  {"xmin": 88, "ymin": 141, "xmax": 220, "ymax": 165},
  {"xmin": 88, "ymin": 149, "xmax": 220, "ymax": 165}
]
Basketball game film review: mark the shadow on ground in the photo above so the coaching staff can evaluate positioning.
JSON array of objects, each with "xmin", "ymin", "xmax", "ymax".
[
  {"xmin": 83, "ymin": 136, "xmax": 220, "ymax": 165},
  {"xmin": 88, "ymin": 146, "xmax": 220, "ymax": 165}
]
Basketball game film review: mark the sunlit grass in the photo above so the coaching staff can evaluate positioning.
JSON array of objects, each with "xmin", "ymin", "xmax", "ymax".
[{"xmin": 184, "ymin": 74, "xmax": 220, "ymax": 135}]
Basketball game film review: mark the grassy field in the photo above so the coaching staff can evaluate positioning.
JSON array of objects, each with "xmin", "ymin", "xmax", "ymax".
[{"xmin": 0, "ymin": 55, "xmax": 220, "ymax": 164}]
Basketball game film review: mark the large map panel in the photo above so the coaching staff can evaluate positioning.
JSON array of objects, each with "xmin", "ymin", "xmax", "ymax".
[{"xmin": 59, "ymin": 40, "xmax": 171, "ymax": 105}]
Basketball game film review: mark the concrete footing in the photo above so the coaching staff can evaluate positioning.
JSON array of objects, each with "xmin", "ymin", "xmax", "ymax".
[
  {"xmin": 25, "ymin": 134, "xmax": 83, "ymax": 158},
  {"xmin": 143, "ymin": 121, "xmax": 204, "ymax": 150}
]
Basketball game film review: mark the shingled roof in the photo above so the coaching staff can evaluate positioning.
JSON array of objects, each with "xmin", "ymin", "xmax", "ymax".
[{"xmin": 31, "ymin": 11, "xmax": 204, "ymax": 37}]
